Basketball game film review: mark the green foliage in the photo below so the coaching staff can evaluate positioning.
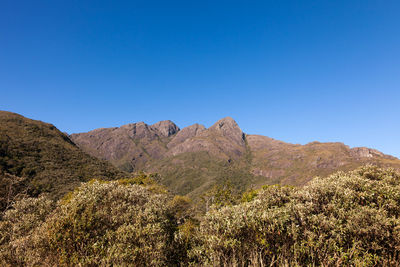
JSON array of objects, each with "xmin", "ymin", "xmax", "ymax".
[
  {"xmin": 149, "ymin": 151, "xmax": 257, "ymax": 200},
  {"xmin": 201, "ymin": 180, "xmax": 239, "ymax": 212},
  {"xmin": 0, "ymin": 111, "xmax": 126, "ymax": 206},
  {"xmin": 117, "ymin": 172, "xmax": 168, "ymax": 194},
  {"xmin": 0, "ymin": 171, "xmax": 28, "ymax": 215},
  {"xmin": 193, "ymin": 166, "xmax": 400, "ymax": 266},
  {"xmin": 0, "ymin": 180, "xmax": 188, "ymax": 266},
  {"xmin": 169, "ymin": 195, "xmax": 194, "ymax": 223},
  {"xmin": 241, "ymin": 188, "xmax": 258, "ymax": 203},
  {"xmin": 0, "ymin": 196, "xmax": 54, "ymax": 266},
  {"xmin": 2, "ymin": 165, "xmax": 400, "ymax": 266}
]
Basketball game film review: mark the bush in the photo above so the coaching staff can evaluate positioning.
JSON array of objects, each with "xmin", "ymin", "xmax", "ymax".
[
  {"xmin": 0, "ymin": 172, "xmax": 28, "ymax": 215},
  {"xmin": 2, "ymin": 166, "xmax": 400, "ymax": 266},
  {"xmin": 0, "ymin": 180, "xmax": 185, "ymax": 266},
  {"xmin": 0, "ymin": 196, "xmax": 54, "ymax": 266},
  {"xmin": 193, "ymin": 166, "xmax": 400, "ymax": 266}
]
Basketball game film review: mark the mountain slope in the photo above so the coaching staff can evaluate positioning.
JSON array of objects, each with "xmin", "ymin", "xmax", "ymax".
[
  {"xmin": 0, "ymin": 111, "xmax": 126, "ymax": 207},
  {"xmin": 247, "ymin": 135, "xmax": 400, "ymax": 186},
  {"xmin": 70, "ymin": 120, "xmax": 179, "ymax": 172},
  {"xmin": 71, "ymin": 117, "xmax": 400, "ymax": 198}
]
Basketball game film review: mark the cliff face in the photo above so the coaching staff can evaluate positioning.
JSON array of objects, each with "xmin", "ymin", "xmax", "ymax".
[{"xmin": 70, "ymin": 117, "xmax": 400, "ymax": 197}]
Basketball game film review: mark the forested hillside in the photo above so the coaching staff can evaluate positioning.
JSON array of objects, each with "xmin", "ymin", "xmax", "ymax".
[{"xmin": 0, "ymin": 111, "xmax": 126, "ymax": 211}]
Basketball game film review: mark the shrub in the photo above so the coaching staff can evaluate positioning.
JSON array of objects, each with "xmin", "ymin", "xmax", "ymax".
[
  {"xmin": 193, "ymin": 166, "xmax": 400, "ymax": 266},
  {"xmin": 200, "ymin": 181, "xmax": 239, "ymax": 212},
  {"xmin": 0, "ymin": 196, "xmax": 54, "ymax": 266},
  {"xmin": 117, "ymin": 172, "xmax": 168, "ymax": 194},
  {"xmin": 2, "ymin": 166, "xmax": 400, "ymax": 266},
  {"xmin": 0, "ymin": 180, "xmax": 185, "ymax": 266},
  {"xmin": 0, "ymin": 171, "xmax": 28, "ymax": 215}
]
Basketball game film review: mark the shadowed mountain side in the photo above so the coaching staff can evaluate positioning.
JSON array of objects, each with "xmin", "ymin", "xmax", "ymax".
[
  {"xmin": 71, "ymin": 116, "xmax": 400, "ymax": 198},
  {"xmin": 0, "ymin": 111, "xmax": 126, "ymax": 206}
]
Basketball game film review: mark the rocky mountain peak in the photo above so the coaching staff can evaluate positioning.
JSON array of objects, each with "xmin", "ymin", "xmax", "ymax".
[
  {"xmin": 350, "ymin": 147, "xmax": 390, "ymax": 159},
  {"xmin": 151, "ymin": 120, "xmax": 180, "ymax": 137},
  {"xmin": 120, "ymin": 122, "xmax": 155, "ymax": 140},
  {"xmin": 210, "ymin": 117, "xmax": 245, "ymax": 145},
  {"xmin": 210, "ymin": 117, "xmax": 240, "ymax": 131},
  {"xmin": 167, "ymin": 123, "xmax": 206, "ymax": 149},
  {"xmin": 175, "ymin": 123, "xmax": 206, "ymax": 139}
]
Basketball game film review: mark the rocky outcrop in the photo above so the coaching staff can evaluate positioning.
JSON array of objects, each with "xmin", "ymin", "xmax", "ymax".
[
  {"xmin": 167, "ymin": 123, "xmax": 206, "ymax": 149},
  {"xmin": 350, "ymin": 147, "xmax": 396, "ymax": 159},
  {"xmin": 166, "ymin": 118, "xmax": 246, "ymax": 158},
  {"xmin": 121, "ymin": 122, "xmax": 157, "ymax": 140},
  {"xmin": 151, "ymin": 120, "xmax": 180, "ymax": 137},
  {"xmin": 209, "ymin": 117, "xmax": 245, "ymax": 146}
]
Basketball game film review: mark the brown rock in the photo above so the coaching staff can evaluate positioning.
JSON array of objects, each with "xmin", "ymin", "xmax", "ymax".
[{"xmin": 151, "ymin": 120, "xmax": 180, "ymax": 137}]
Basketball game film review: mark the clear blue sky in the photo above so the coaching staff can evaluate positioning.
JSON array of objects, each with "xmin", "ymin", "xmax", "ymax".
[{"xmin": 1, "ymin": 1, "xmax": 399, "ymax": 157}]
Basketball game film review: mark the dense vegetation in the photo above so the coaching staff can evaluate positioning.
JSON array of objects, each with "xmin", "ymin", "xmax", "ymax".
[
  {"xmin": 1, "ymin": 165, "xmax": 400, "ymax": 266},
  {"xmin": 193, "ymin": 166, "xmax": 400, "ymax": 266},
  {"xmin": 0, "ymin": 181, "xmax": 177, "ymax": 265},
  {"xmin": 0, "ymin": 111, "xmax": 126, "ymax": 211}
]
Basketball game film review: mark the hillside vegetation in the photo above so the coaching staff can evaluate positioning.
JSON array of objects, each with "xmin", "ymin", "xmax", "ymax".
[
  {"xmin": 193, "ymin": 166, "xmax": 400, "ymax": 266},
  {"xmin": 1, "ymin": 166, "xmax": 400, "ymax": 266},
  {"xmin": 0, "ymin": 111, "xmax": 126, "ymax": 211}
]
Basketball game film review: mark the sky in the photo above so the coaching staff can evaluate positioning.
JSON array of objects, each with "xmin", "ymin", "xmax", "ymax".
[{"xmin": 1, "ymin": 0, "xmax": 400, "ymax": 157}]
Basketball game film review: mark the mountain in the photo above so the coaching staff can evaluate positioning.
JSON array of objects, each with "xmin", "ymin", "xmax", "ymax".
[
  {"xmin": 71, "ymin": 117, "xmax": 400, "ymax": 198},
  {"xmin": 70, "ymin": 120, "xmax": 179, "ymax": 172},
  {"xmin": 0, "ymin": 111, "xmax": 126, "ymax": 210}
]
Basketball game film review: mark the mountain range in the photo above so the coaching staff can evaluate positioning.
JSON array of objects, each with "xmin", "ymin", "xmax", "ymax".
[
  {"xmin": 70, "ymin": 116, "xmax": 400, "ymax": 198},
  {"xmin": 1, "ymin": 110, "xmax": 399, "ymax": 205}
]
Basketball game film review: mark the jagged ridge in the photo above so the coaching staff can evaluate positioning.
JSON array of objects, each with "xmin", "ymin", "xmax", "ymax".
[{"xmin": 70, "ymin": 116, "xmax": 400, "ymax": 198}]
